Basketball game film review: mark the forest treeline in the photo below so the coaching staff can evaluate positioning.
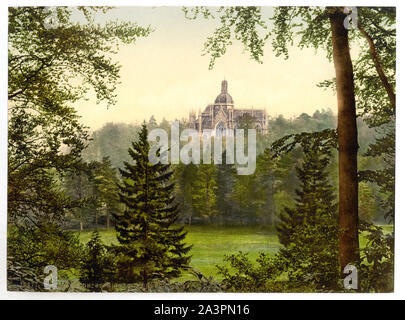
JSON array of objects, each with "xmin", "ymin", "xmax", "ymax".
[{"xmin": 65, "ymin": 109, "xmax": 386, "ymax": 230}]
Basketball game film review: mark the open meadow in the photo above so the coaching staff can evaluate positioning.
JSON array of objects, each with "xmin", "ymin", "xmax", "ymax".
[{"xmin": 76, "ymin": 224, "xmax": 394, "ymax": 281}]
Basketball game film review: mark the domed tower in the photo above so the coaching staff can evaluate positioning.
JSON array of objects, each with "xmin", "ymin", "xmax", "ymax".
[
  {"xmin": 213, "ymin": 80, "xmax": 234, "ymax": 130},
  {"xmin": 215, "ymin": 80, "xmax": 234, "ymax": 105},
  {"xmin": 188, "ymin": 79, "xmax": 267, "ymax": 136}
]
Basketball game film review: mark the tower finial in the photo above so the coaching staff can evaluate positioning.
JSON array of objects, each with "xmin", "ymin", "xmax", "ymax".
[{"xmin": 221, "ymin": 79, "xmax": 228, "ymax": 93}]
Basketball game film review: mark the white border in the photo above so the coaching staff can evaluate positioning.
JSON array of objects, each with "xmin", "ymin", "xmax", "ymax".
[{"xmin": 1, "ymin": 0, "xmax": 403, "ymax": 300}]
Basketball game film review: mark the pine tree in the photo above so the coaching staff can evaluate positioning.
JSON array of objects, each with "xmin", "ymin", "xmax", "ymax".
[
  {"xmin": 192, "ymin": 164, "xmax": 218, "ymax": 224},
  {"xmin": 277, "ymin": 138, "xmax": 338, "ymax": 247},
  {"xmin": 275, "ymin": 137, "xmax": 340, "ymax": 289},
  {"xmin": 216, "ymin": 151, "xmax": 236, "ymax": 225},
  {"xmin": 93, "ymin": 157, "xmax": 121, "ymax": 229},
  {"xmin": 174, "ymin": 162, "xmax": 198, "ymax": 226},
  {"xmin": 114, "ymin": 124, "xmax": 191, "ymax": 289},
  {"xmin": 80, "ymin": 231, "xmax": 107, "ymax": 292}
]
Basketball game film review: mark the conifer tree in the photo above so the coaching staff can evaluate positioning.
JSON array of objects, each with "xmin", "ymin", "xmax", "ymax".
[
  {"xmin": 277, "ymin": 138, "xmax": 338, "ymax": 247},
  {"xmin": 92, "ymin": 157, "xmax": 121, "ymax": 229},
  {"xmin": 216, "ymin": 151, "xmax": 236, "ymax": 224},
  {"xmin": 174, "ymin": 162, "xmax": 198, "ymax": 226},
  {"xmin": 114, "ymin": 124, "xmax": 191, "ymax": 289},
  {"xmin": 80, "ymin": 231, "xmax": 107, "ymax": 292},
  {"xmin": 192, "ymin": 164, "xmax": 218, "ymax": 223},
  {"xmin": 275, "ymin": 136, "xmax": 340, "ymax": 289}
]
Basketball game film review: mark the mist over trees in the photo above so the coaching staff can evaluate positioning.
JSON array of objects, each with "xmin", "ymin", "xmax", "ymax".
[{"xmin": 69, "ymin": 109, "xmax": 387, "ymax": 229}]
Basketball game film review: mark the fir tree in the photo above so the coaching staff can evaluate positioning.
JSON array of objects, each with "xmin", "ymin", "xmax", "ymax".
[
  {"xmin": 277, "ymin": 138, "xmax": 338, "ymax": 247},
  {"xmin": 114, "ymin": 124, "xmax": 191, "ymax": 289},
  {"xmin": 192, "ymin": 164, "xmax": 218, "ymax": 224},
  {"xmin": 216, "ymin": 151, "xmax": 236, "ymax": 225},
  {"xmin": 80, "ymin": 230, "xmax": 107, "ymax": 292},
  {"xmin": 275, "ymin": 136, "xmax": 340, "ymax": 289},
  {"xmin": 174, "ymin": 162, "xmax": 198, "ymax": 226},
  {"xmin": 92, "ymin": 157, "xmax": 121, "ymax": 229}
]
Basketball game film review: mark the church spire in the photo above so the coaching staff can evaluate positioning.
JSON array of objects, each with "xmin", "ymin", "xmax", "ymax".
[{"xmin": 221, "ymin": 79, "xmax": 228, "ymax": 93}]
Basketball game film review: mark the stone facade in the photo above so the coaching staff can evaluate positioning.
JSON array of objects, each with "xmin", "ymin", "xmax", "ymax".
[{"xmin": 189, "ymin": 80, "xmax": 267, "ymax": 136}]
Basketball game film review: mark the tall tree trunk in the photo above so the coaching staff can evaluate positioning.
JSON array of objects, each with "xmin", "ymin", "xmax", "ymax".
[
  {"xmin": 329, "ymin": 9, "xmax": 360, "ymax": 273},
  {"xmin": 80, "ymin": 221, "xmax": 83, "ymax": 231}
]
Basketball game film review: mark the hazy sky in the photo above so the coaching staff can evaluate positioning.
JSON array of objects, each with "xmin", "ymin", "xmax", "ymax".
[{"xmin": 74, "ymin": 7, "xmax": 338, "ymax": 131}]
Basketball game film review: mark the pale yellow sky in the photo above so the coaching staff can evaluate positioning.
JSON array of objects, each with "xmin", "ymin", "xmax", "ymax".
[{"xmin": 74, "ymin": 7, "xmax": 338, "ymax": 131}]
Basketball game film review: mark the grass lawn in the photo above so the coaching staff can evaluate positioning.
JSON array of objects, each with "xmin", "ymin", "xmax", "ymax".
[
  {"xmin": 76, "ymin": 225, "xmax": 282, "ymax": 280},
  {"xmin": 76, "ymin": 224, "xmax": 393, "ymax": 281}
]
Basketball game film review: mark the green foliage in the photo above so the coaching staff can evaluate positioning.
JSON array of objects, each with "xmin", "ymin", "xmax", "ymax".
[
  {"xmin": 173, "ymin": 162, "xmax": 199, "ymax": 225},
  {"xmin": 83, "ymin": 109, "xmax": 387, "ymax": 225},
  {"xmin": 106, "ymin": 268, "xmax": 223, "ymax": 293},
  {"xmin": 358, "ymin": 182, "xmax": 378, "ymax": 222},
  {"xmin": 183, "ymin": 7, "xmax": 267, "ymax": 69},
  {"xmin": 8, "ymin": 7, "xmax": 151, "ymax": 107},
  {"xmin": 214, "ymin": 127, "xmax": 392, "ymax": 292},
  {"xmin": 64, "ymin": 162, "xmax": 94, "ymax": 228},
  {"xmin": 216, "ymin": 152, "xmax": 237, "ymax": 224},
  {"xmin": 114, "ymin": 124, "xmax": 192, "ymax": 288},
  {"xmin": 7, "ymin": 257, "xmax": 44, "ymax": 291},
  {"xmin": 273, "ymin": 190, "xmax": 293, "ymax": 219},
  {"xmin": 79, "ymin": 231, "xmax": 116, "ymax": 291},
  {"xmin": 217, "ymin": 252, "xmax": 280, "ymax": 292},
  {"xmin": 216, "ymin": 251, "xmax": 321, "ymax": 293},
  {"xmin": 81, "ymin": 110, "xmax": 387, "ymax": 226},
  {"xmin": 82, "ymin": 123, "xmax": 142, "ymax": 169},
  {"xmin": 8, "ymin": 6, "xmax": 150, "ymax": 225},
  {"xmin": 64, "ymin": 158, "xmax": 121, "ymax": 229},
  {"xmin": 8, "ymin": 7, "xmax": 150, "ymax": 224},
  {"xmin": 359, "ymin": 222, "xmax": 394, "ymax": 292},
  {"xmin": 8, "ymin": 224, "xmax": 84, "ymax": 291},
  {"xmin": 319, "ymin": 7, "xmax": 396, "ymax": 224},
  {"xmin": 8, "ymin": 224, "xmax": 83, "ymax": 271},
  {"xmin": 274, "ymin": 133, "xmax": 338, "ymax": 244},
  {"xmin": 217, "ymin": 134, "xmax": 340, "ymax": 292},
  {"xmin": 76, "ymin": 225, "xmax": 282, "ymax": 283},
  {"xmin": 8, "ymin": 6, "xmax": 396, "ymax": 293},
  {"xmin": 184, "ymin": 7, "xmax": 334, "ymax": 69},
  {"xmin": 274, "ymin": 135, "xmax": 339, "ymax": 290},
  {"xmin": 353, "ymin": 8, "xmax": 395, "ymax": 125},
  {"xmin": 91, "ymin": 157, "xmax": 121, "ymax": 228},
  {"xmin": 360, "ymin": 127, "xmax": 395, "ymax": 222},
  {"xmin": 183, "ymin": 7, "xmax": 395, "ymax": 292},
  {"xmin": 192, "ymin": 164, "xmax": 218, "ymax": 223},
  {"xmin": 277, "ymin": 221, "xmax": 340, "ymax": 291},
  {"xmin": 8, "ymin": 7, "xmax": 151, "ymax": 290}
]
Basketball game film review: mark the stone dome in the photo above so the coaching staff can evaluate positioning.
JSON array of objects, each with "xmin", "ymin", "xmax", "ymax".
[{"xmin": 214, "ymin": 80, "xmax": 234, "ymax": 104}]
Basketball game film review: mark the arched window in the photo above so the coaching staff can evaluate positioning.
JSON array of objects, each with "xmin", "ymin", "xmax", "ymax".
[{"xmin": 215, "ymin": 121, "xmax": 226, "ymax": 137}]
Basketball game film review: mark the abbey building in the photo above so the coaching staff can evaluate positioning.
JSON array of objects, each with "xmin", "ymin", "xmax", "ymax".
[{"xmin": 188, "ymin": 80, "xmax": 268, "ymax": 136}]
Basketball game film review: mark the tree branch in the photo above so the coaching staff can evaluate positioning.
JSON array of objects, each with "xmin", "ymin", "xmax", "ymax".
[{"xmin": 358, "ymin": 23, "xmax": 396, "ymax": 107}]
